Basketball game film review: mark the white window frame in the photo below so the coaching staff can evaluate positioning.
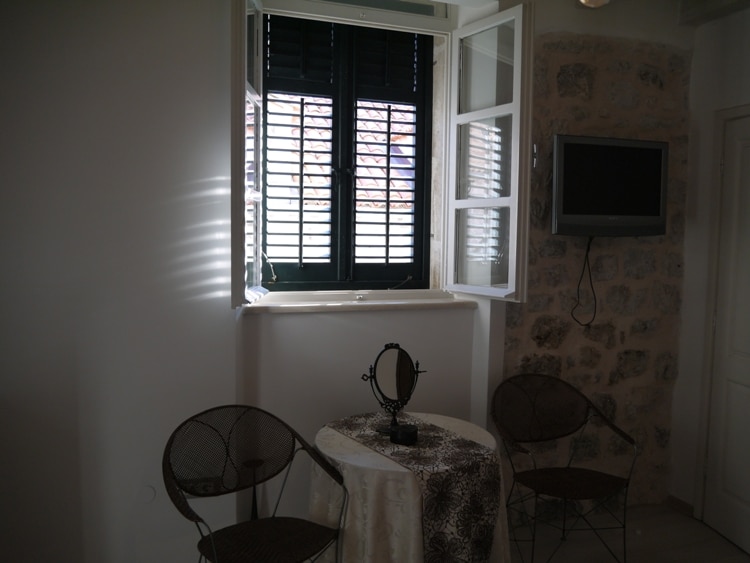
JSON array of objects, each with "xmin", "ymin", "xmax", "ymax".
[
  {"xmin": 257, "ymin": 0, "xmax": 457, "ymax": 34},
  {"xmin": 445, "ymin": 4, "xmax": 531, "ymax": 302},
  {"xmin": 231, "ymin": 0, "xmax": 531, "ymax": 307}
]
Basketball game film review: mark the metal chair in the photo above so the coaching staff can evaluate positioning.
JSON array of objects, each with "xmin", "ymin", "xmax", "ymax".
[
  {"xmin": 491, "ymin": 374, "xmax": 637, "ymax": 563},
  {"xmin": 163, "ymin": 405, "xmax": 347, "ymax": 563}
]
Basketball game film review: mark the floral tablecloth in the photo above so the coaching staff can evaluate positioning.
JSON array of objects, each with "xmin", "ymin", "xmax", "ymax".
[{"xmin": 311, "ymin": 412, "xmax": 508, "ymax": 563}]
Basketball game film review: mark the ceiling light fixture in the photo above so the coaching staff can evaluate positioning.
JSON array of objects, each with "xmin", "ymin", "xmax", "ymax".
[{"xmin": 579, "ymin": 0, "xmax": 610, "ymax": 7}]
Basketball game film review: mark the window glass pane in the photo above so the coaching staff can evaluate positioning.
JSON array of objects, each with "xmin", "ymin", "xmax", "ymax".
[
  {"xmin": 265, "ymin": 92, "xmax": 334, "ymax": 264},
  {"xmin": 354, "ymin": 100, "xmax": 417, "ymax": 264},
  {"xmin": 457, "ymin": 115, "xmax": 512, "ymax": 199},
  {"xmin": 459, "ymin": 20, "xmax": 515, "ymax": 114},
  {"xmin": 245, "ymin": 92, "xmax": 260, "ymax": 286},
  {"xmin": 455, "ymin": 207, "xmax": 509, "ymax": 286}
]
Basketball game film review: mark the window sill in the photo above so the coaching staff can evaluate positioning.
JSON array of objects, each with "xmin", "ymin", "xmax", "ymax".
[{"xmin": 240, "ymin": 289, "xmax": 477, "ymax": 315}]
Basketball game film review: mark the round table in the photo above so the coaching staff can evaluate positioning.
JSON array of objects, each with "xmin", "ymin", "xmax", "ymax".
[{"xmin": 309, "ymin": 412, "xmax": 510, "ymax": 563}]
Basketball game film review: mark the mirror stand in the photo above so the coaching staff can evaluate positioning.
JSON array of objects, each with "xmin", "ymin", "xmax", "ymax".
[{"xmin": 361, "ymin": 343, "xmax": 424, "ymax": 445}]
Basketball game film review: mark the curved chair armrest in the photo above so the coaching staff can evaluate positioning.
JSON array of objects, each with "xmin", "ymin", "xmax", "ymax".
[
  {"xmin": 509, "ymin": 440, "xmax": 532, "ymax": 456},
  {"xmin": 591, "ymin": 405, "xmax": 636, "ymax": 446},
  {"xmin": 590, "ymin": 406, "xmax": 639, "ymax": 481},
  {"xmin": 500, "ymin": 437, "xmax": 538, "ymax": 473},
  {"xmin": 308, "ymin": 442, "xmax": 345, "ymax": 486},
  {"xmin": 291, "ymin": 428, "xmax": 345, "ymax": 488}
]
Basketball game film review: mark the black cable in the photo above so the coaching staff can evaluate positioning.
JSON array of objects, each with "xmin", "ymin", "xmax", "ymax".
[
  {"xmin": 388, "ymin": 274, "xmax": 413, "ymax": 290},
  {"xmin": 262, "ymin": 251, "xmax": 278, "ymax": 283},
  {"xmin": 571, "ymin": 236, "xmax": 596, "ymax": 327}
]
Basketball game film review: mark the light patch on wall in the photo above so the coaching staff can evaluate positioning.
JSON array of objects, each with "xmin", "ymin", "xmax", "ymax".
[
  {"xmin": 579, "ymin": 0, "xmax": 610, "ymax": 7},
  {"xmin": 162, "ymin": 178, "xmax": 232, "ymax": 302}
]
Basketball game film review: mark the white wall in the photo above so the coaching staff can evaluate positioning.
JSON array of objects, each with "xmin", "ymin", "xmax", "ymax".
[
  {"xmin": 239, "ymin": 305, "xmax": 478, "ymax": 517},
  {"xmin": 672, "ymin": 6, "xmax": 750, "ymax": 509},
  {"xmin": 241, "ymin": 307, "xmax": 476, "ymax": 441},
  {"xmin": 510, "ymin": 0, "xmax": 694, "ymax": 48},
  {"xmin": 0, "ymin": 1, "xmax": 237, "ymax": 561},
  {"xmin": 243, "ymin": 308, "xmax": 475, "ymax": 434}
]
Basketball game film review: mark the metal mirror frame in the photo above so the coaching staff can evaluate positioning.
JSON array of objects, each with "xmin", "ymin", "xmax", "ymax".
[{"xmin": 361, "ymin": 342, "xmax": 424, "ymax": 429}]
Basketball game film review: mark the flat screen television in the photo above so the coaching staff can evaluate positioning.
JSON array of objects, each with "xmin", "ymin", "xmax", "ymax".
[{"xmin": 552, "ymin": 134, "xmax": 668, "ymax": 237}]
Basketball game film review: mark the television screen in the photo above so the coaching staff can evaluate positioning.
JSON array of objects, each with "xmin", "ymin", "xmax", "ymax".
[{"xmin": 552, "ymin": 134, "xmax": 668, "ymax": 236}]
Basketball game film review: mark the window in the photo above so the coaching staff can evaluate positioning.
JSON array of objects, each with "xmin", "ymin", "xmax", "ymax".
[
  {"xmin": 231, "ymin": 2, "xmax": 530, "ymax": 306},
  {"xmin": 445, "ymin": 5, "xmax": 531, "ymax": 300},
  {"xmin": 258, "ymin": 15, "xmax": 433, "ymax": 291}
]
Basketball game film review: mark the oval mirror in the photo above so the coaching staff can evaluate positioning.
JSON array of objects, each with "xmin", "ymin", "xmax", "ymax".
[
  {"xmin": 362, "ymin": 343, "xmax": 423, "ymax": 431},
  {"xmin": 373, "ymin": 345, "xmax": 416, "ymax": 402}
]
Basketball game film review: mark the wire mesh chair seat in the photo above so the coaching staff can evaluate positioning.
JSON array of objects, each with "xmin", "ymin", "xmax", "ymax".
[
  {"xmin": 194, "ymin": 517, "xmax": 338, "ymax": 563},
  {"xmin": 491, "ymin": 374, "xmax": 637, "ymax": 563},
  {"xmin": 163, "ymin": 405, "xmax": 347, "ymax": 563},
  {"xmin": 515, "ymin": 467, "xmax": 629, "ymax": 500}
]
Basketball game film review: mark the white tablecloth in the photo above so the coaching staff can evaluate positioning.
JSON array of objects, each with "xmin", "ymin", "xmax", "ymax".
[{"xmin": 309, "ymin": 412, "xmax": 510, "ymax": 563}]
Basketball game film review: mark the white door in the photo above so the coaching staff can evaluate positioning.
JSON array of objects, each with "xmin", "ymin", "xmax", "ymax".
[{"xmin": 703, "ymin": 111, "xmax": 750, "ymax": 554}]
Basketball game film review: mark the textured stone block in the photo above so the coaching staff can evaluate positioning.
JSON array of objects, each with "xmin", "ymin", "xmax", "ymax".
[
  {"xmin": 592, "ymin": 254, "xmax": 618, "ymax": 281},
  {"xmin": 538, "ymin": 238, "xmax": 567, "ymax": 258},
  {"xmin": 624, "ymin": 248, "xmax": 657, "ymax": 279},
  {"xmin": 638, "ymin": 63, "xmax": 665, "ymax": 89},
  {"xmin": 610, "ymin": 349, "xmax": 650, "ymax": 384},
  {"xmin": 652, "ymin": 282, "xmax": 681, "ymax": 314},
  {"xmin": 518, "ymin": 353, "xmax": 562, "ymax": 376},
  {"xmin": 557, "ymin": 63, "xmax": 595, "ymax": 99},
  {"xmin": 630, "ymin": 318, "xmax": 659, "ymax": 338},
  {"xmin": 655, "ymin": 351, "xmax": 678, "ymax": 381},
  {"xmin": 609, "ymin": 80, "xmax": 640, "ymax": 109},
  {"xmin": 543, "ymin": 263, "xmax": 570, "ymax": 287},
  {"xmin": 572, "ymin": 434, "xmax": 600, "ymax": 460},
  {"xmin": 531, "ymin": 315, "xmax": 571, "ymax": 349},
  {"xmin": 662, "ymin": 252, "xmax": 684, "ymax": 277},
  {"xmin": 583, "ymin": 322, "xmax": 617, "ymax": 349},
  {"xmin": 579, "ymin": 346, "xmax": 602, "ymax": 368},
  {"xmin": 527, "ymin": 293, "xmax": 554, "ymax": 313},
  {"xmin": 606, "ymin": 285, "xmax": 649, "ymax": 315}
]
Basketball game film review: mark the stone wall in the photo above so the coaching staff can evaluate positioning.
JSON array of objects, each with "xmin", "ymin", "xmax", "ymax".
[{"xmin": 503, "ymin": 33, "xmax": 690, "ymax": 504}]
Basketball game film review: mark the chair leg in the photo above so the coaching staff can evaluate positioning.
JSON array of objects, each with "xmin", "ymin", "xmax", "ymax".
[
  {"xmin": 530, "ymin": 493, "xmax": 538, "ymax": 563},
  {"xmin": 506, "ymin": 480, "xmax": 529, "ymax": 562},
  {"xmin": 544, "ymin": 499, "xmax": 567, "ymax": 563},
  {"xmin": 622, "ymin": 502, "xmax": 628, "ymax": 563},
  {"xmin": 559, "ymin": 496, "xmax": 627, "ymax": 563}
]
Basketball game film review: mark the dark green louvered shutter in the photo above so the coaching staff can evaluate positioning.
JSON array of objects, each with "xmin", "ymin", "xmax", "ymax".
[{"xmin": 261, "ymin": 15, "xmax": 431, "ymax": 290}]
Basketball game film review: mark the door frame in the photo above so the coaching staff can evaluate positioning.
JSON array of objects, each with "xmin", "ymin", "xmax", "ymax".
[{"xmin": 695, "ymin": 102, "xmax": 750, "ymax": 520}]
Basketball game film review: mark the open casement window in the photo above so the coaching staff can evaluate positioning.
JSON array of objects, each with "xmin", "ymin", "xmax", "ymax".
[
  {"xmin": 244, "ymin": 86, "xmax": 265, "ymax": 301},
  {"xmin": 231, "ymin": 1, "xmax": 531, "ymax": 306},
  {"xmin": 445, "ymin": 4, "xmax": 531, "ymax": 301},
  {"xmin": 231, "ymin": 6, "xmax": 266, "ymax": 306}
]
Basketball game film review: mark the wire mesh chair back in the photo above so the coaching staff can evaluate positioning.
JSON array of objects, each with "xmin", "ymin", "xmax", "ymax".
[
  {"xmin": 492, "ymin": 373, "xmax": 591, "ymax": 445},
  {"xmin": 163, "ymin": 405, "xmax": 297, "ymax": 519}
]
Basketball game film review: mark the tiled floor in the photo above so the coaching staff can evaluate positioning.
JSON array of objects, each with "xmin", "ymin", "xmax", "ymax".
[{"xmin": 507, "ymin": 503, "xmax": 750, "ymax": 563}]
